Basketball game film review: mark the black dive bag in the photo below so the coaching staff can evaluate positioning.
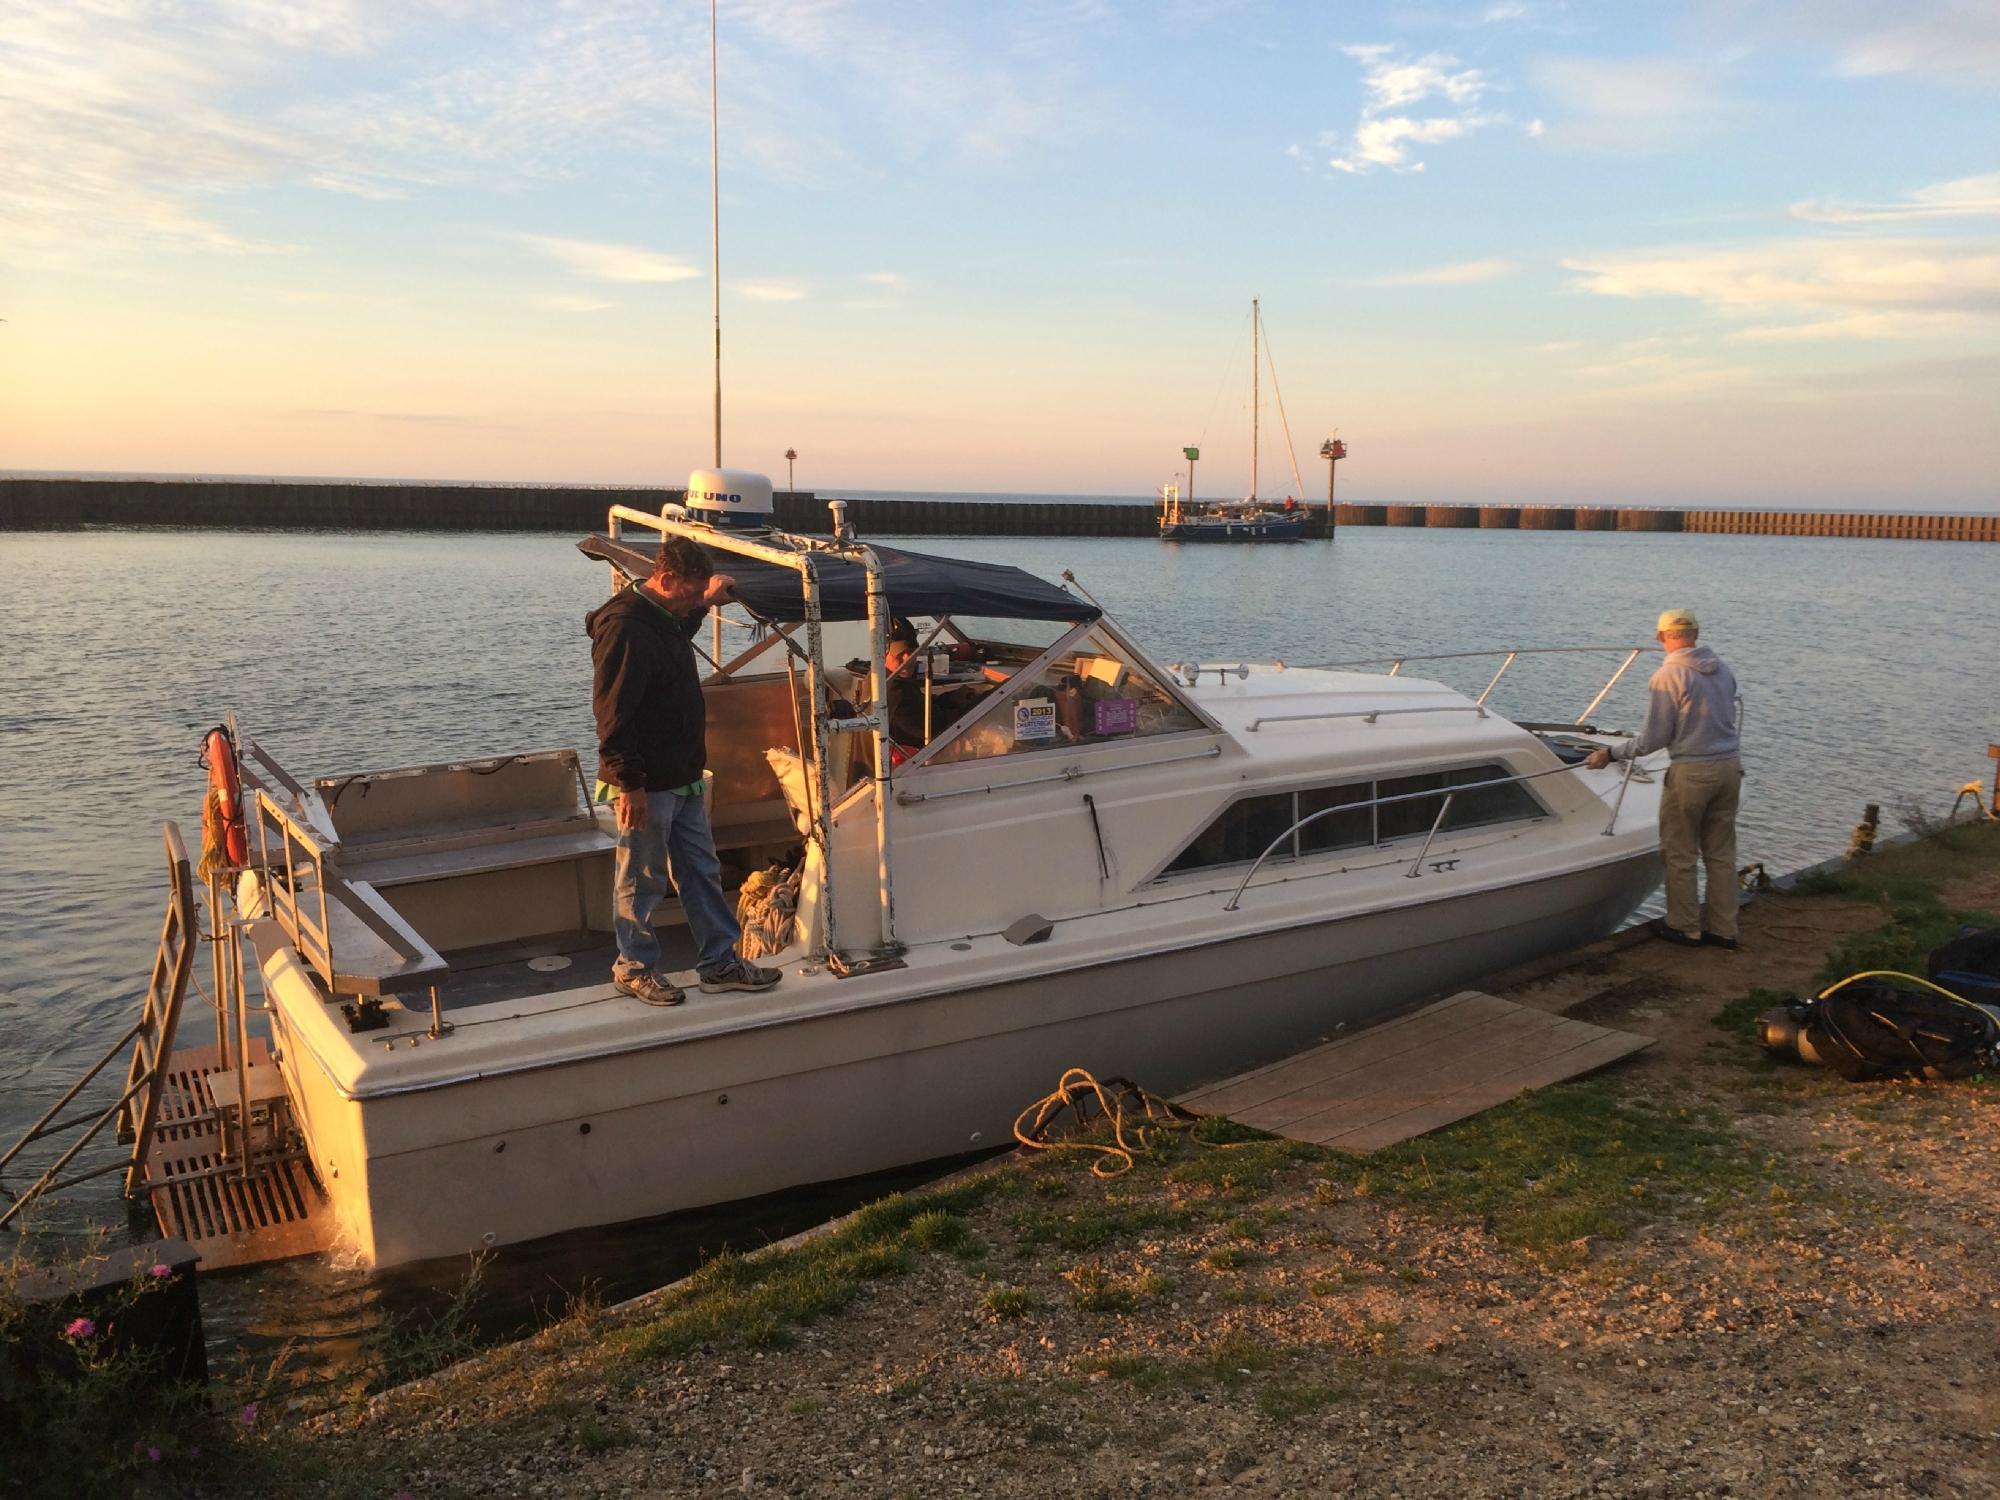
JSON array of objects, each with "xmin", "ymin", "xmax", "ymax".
[{"xmin": 1758, "ymin": 927, "xmax": 2000, "ymax": 1081}]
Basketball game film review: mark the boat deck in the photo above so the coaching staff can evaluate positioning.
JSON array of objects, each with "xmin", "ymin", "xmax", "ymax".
[
  {"xmin": 437, "ymin": 927, "xmax": 699, "ymax": 1010},
  {"xmin": 142, "ymin": 1042, "xmax": 336, "ymax": 1270},
  {"xmin": 1176, "ymin": 990, "xmax": 1650, "ymax": 1151}
]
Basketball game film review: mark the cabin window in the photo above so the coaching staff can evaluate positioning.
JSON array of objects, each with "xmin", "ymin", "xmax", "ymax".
[
  {"xmin": 1159, "ymin": 762, "xmax": 1545, "ymax": 878},
  {"xmin": 921, "ymin": 626, "xmax": 1205, "ymax": 766}
]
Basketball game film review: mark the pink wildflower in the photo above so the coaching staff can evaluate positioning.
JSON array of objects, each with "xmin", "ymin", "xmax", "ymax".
[
  {"xmin": 149, "ymin": 1263, "xmax": 172, "ymax": 1279},
  {"xmin": 63, "ymin": 1316, "xmax": 96, "ymax": 1339},
  {"xmin": 147, "ymin": 1448, "xmax": 162, "ymax": 1463},
  {"xmin": 240, "ymin": 1403, "xmax": 258, "ymax": 1427}
]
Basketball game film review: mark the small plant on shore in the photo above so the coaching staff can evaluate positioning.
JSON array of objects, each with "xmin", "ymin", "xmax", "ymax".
[
  {"xmin": 0, "ymin": 1234, "xmax": 231, "ymax": 1500},
  {"xmin": 1062, "ymin": 1261, "xmax": 1168, "ymax": 1314},
  {"xmin": 366, "ymin": 1250, "xmax": 492, "ymax": 1390},
  {"xmin": 980, "ymin": 1285, "xmax": 1037, "ymax": 1320},
  {"xmin": 906, "ymin": 1208, "xmax": 971, "ymax": 1253}
]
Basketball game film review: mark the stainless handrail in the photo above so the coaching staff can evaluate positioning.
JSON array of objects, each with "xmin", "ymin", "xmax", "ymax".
[
  {"xmin": 1222, "ymin": 756, "xmax": 1639, "ymax": 911},
  {"xmin": 1192, "ymin": 644, "xmax": 1662, "ymax": 727},
  {"xmin": 894, "ymin": 743, "xmax": 1224, "ymax": 804},
  {"xmin": 1247, "ymin": 704, "xmax": 1490, "ymax": 732},
  {"xmin": 252, "ymin": 787, "xmax": 336, "ymax": 988}
]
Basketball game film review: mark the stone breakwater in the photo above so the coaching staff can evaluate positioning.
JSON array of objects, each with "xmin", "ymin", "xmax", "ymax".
[{"xmin": 4, "ymin": 478, "xmax": 1995, "ymax": 541}]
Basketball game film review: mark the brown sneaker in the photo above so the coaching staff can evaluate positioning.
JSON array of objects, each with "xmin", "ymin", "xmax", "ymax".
[
  {"xmin": 697, "ymin": 956, "xmax": 783, "ymax": 993},
  {"xmin": 615, "ymin": 970, "xmax": 686, "ymax": 1006}
]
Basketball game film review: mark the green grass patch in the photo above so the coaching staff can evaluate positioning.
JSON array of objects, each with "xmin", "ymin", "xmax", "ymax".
[
  {"xmin": 1258, "ymin": 1375, "xmax": 1353, "ymax": 1422},
  {"xmin": 907, "ymin": 1208, "xmax": 971, "ymax": 1253},
  {"xmin": 614, "ymin": 1175, "xmax": 1003, "ymax": 1364},
  {"xmin": 1333, "ymin": 1077, "xmax": 1769, "ymax": 1261},
  {"xmin": 1009, "ymin": 1197, "xmax": 1193, "ymax": 1254}
]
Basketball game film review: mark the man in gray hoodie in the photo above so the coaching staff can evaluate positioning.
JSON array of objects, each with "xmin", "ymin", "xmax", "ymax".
[{"xmin": 1585, "ymin": 609, "xmax": 1743, "ymax": 949}]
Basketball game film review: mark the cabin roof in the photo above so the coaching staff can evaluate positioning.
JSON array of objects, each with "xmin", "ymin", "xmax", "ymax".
[{"xmin": 578, "ymin": 533, "xmax": 1100, "ymax": 624}]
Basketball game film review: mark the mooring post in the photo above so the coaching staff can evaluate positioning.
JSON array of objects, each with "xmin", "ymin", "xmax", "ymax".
[{"xmin": 1989, "ymin": 742, "xmax": 1999, "ymax": 813}]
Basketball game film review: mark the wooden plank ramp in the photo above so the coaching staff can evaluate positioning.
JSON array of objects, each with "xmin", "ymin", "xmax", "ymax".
[
  {"xmin": 141, "ymin": 1042, "xmax": 336, "ymax": 1270},
  {"xmin": 1176, "ymin": 991, "xmax": 1651, "ymax": 1152}
]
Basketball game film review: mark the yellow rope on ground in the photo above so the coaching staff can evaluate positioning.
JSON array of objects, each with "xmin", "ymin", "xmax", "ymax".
[
  {"xmin": 1819, "ymin": 968, "xmax": 1994, "ymax": 1019},
  {"xmin": 1011, "ymin": 1067, "xmax": 1210, "ymax": 1178}
]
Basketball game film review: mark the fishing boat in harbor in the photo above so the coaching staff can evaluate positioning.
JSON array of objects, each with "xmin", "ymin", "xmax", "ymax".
[
  {"xmin": 1159, "ymin": 299, "xmax": 1321, "ymax": 543},
  {"xmin": 1, "ymin": 481, "xmax": 1668, "ymax": 1271}
]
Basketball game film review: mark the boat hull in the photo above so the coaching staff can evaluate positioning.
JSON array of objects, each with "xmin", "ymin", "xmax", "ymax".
[
  {"xmin": 1160, "ymin": 514, "xmax": 1311, "ymax": 542},
  {"xmin": 285, "ymin": 850, "xmax": 1658, "ymax": 1267}
]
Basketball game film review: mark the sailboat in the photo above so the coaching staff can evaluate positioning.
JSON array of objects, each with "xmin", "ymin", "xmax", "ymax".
[{"xmin": 1159, "ymin": 298, "xmax": 1314, "ymax": 542}]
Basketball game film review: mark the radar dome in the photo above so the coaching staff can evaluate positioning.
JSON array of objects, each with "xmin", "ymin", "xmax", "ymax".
[{"xmin": 684, "ymin": 468, "xmax": 774, "ymax": 531}]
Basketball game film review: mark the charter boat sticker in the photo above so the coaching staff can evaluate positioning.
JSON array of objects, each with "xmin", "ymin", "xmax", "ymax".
[{"xmin": 1014, "ymin": 698, "xmax": 1059, "ymax": 743}]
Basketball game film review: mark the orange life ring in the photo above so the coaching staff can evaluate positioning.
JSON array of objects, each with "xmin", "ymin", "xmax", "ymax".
[{"xmin": 204, "ymin": 727, "xmax": 249, "ymax": 867}]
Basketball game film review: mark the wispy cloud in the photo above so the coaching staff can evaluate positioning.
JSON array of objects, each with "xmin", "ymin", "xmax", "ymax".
[
  {"xmin": 1563, "ymin": 236, "xmax": 2000, "ymax": 337},
  {"xmin": 1533, "ymin": 339, "xmax": 1584, "ymax": 352},
  {"xmin": 1790, "ymin": 172, "xmax": 2000, "ymax": 226},
  {"xmin": 512, "ymin": 234, "xmax": 699, "ymax": 284},
  {"xmin": 1374, "ymin": 258, "xmax": 1521, "ymax": 286},
  {"xmin": 533, "ymin": 294, "xmax": 616, "ymax": 313},
  {"xmin": 1729, "ymin": 312, "xmax": 1975, "ymax": 342},
  {"xmin": 861, "ymin": 271, "xmax": 907, "ymax": 287},
  {"xmin": 1, "ymin": 1, "xmax": 1122, "ymax": 268},
  {"xmin": 735, "ymin": 281, "xmax": 807, "ymax": 302},
  {"xmin": 1817, "ymin": 1, "xmax": 2000, "ymax": 82},
  {"xmin": 1527, "ymin": 55, "xmax": 1745, "ymax": 154},
  {"xmin": 1311, "ymin": 46, "xmax": 1510, "ymax": 175}
]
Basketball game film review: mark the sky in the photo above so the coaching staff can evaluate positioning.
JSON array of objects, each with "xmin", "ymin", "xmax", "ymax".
[{"xmin": 3, "ymin": 1, "xmax": 1998, "ymax": 508}]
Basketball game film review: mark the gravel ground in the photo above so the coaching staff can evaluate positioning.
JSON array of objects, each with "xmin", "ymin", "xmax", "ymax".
[{"xmin": 279, "ymin": 832, "xmax": 2000, "ymax": 1500}]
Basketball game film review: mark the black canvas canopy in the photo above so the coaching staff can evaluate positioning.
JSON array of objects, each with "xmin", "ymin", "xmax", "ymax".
[{"xmin": 578, "ymin": 533, "xmax": 1100, "ymax": 625}]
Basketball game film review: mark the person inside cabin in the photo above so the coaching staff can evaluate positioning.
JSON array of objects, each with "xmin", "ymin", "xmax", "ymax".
[
  {"xmin": 1584, "ymin": 607, "xmax": 1744, "ymax": 951},
  {"xmin": 881, "ymin": 617, "xmax": 1011, "ymax": 764},
  {"xmin": 588, "ymin": 536, "xmax": 784, "ymax": 1006}
]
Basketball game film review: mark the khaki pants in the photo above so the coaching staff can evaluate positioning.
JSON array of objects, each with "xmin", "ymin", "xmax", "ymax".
[{"xmin": 1659, "ymin": 756, "xmax": 1743, "ymax": 939}]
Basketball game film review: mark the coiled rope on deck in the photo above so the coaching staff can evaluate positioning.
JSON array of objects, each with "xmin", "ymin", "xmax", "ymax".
[{"xmin": 1012, "ymin": 1067, "xmax": 1216, "ymax": 1178}]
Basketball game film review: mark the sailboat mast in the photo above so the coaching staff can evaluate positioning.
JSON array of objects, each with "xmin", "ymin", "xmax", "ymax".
[
  {"xmin": 1250, "ymin": 297, "xmax": 1259, "ymax": 502},
  {"xmin": 709, "ymin": 0, "xmax": 722, "ymax": 467}
]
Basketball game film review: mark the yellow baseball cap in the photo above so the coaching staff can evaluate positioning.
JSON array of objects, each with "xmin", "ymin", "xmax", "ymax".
[{"xmin": 1656, "ymin": 608, "xmax": 1699, "ymax": 634}]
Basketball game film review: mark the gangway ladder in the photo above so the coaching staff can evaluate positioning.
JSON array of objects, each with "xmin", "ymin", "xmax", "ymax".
[{"xmin": 0, "ymin": 822, "xmax": 198, "ymax": 1229}]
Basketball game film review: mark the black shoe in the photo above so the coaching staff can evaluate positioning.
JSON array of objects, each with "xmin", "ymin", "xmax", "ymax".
[
  {"xmin": 1701, "ymin": 932, "xmax": 1741, "ymax": 951},
  {"xmin": 1649, "ymin": 919, "xmax": 1703, "ymax": 949}
]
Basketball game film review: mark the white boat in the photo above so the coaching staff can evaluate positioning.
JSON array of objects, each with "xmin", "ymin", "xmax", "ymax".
[{"xmin": 188, "ymin": 502, "xmax": 1664, "ymax": 1268}]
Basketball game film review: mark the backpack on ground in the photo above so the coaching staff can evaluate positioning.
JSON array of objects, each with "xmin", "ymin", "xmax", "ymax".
[{"xmin": 1927, "ymin": 924, "xmax": 2000, "ymax": 1009}]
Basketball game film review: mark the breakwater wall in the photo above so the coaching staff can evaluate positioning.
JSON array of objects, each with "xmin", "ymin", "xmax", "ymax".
[{"xmin": 4, "ymin": 478, "xmax": 1995, "ymax": 542}]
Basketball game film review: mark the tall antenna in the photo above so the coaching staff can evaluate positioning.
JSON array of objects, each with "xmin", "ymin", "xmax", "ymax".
[{"xmin": 709, "ymin": 0, "xmax": 722, "ymax": 467}]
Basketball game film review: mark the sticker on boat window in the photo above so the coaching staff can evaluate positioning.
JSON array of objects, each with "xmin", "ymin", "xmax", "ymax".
[
  {"xmin": 1014, "ymin": 698, "xmax": 1059, "ymax": 743},
  {"xmin": 1092, "ymin": 698, "xmax": 1138, "ymax": 736}
]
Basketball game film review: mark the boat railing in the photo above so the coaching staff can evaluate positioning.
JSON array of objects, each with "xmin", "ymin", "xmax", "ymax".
[
  {"xmin": 1182, "ymin": 644, "xmax": 1656, "ymax": 726},
  {"xmin": 1224, "ymin": 755, "xmax": 1643, "ymax": 911},
  {"xmin": 1246, "ymin": 704, "xmax": 1490, "ymax": 732},
  {"xmin": 251, "ymin": 787, "xmax": 337, "ymax": 989}
]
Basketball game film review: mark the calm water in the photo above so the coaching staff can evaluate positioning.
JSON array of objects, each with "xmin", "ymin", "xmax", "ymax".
[{"xmin": 3, "ymin": 523, "xmax": 1994, "ymax": 1368}]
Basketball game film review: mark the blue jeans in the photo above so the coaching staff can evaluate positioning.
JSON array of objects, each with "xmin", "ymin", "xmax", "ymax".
[{"xmin": 613, "ymin": 789, "xmax": 741, "ymax": 978}]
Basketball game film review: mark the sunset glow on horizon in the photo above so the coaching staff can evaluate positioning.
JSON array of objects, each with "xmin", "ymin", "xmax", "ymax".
[{"xmin": 3, "ymin": 2, "xmax": 1997, "ymax": 508}]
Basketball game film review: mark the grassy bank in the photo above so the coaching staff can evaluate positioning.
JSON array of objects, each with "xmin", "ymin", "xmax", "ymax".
[{"xmin": 22, "ymin": 820, "xmax": 2000, "ymax": 1499}]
